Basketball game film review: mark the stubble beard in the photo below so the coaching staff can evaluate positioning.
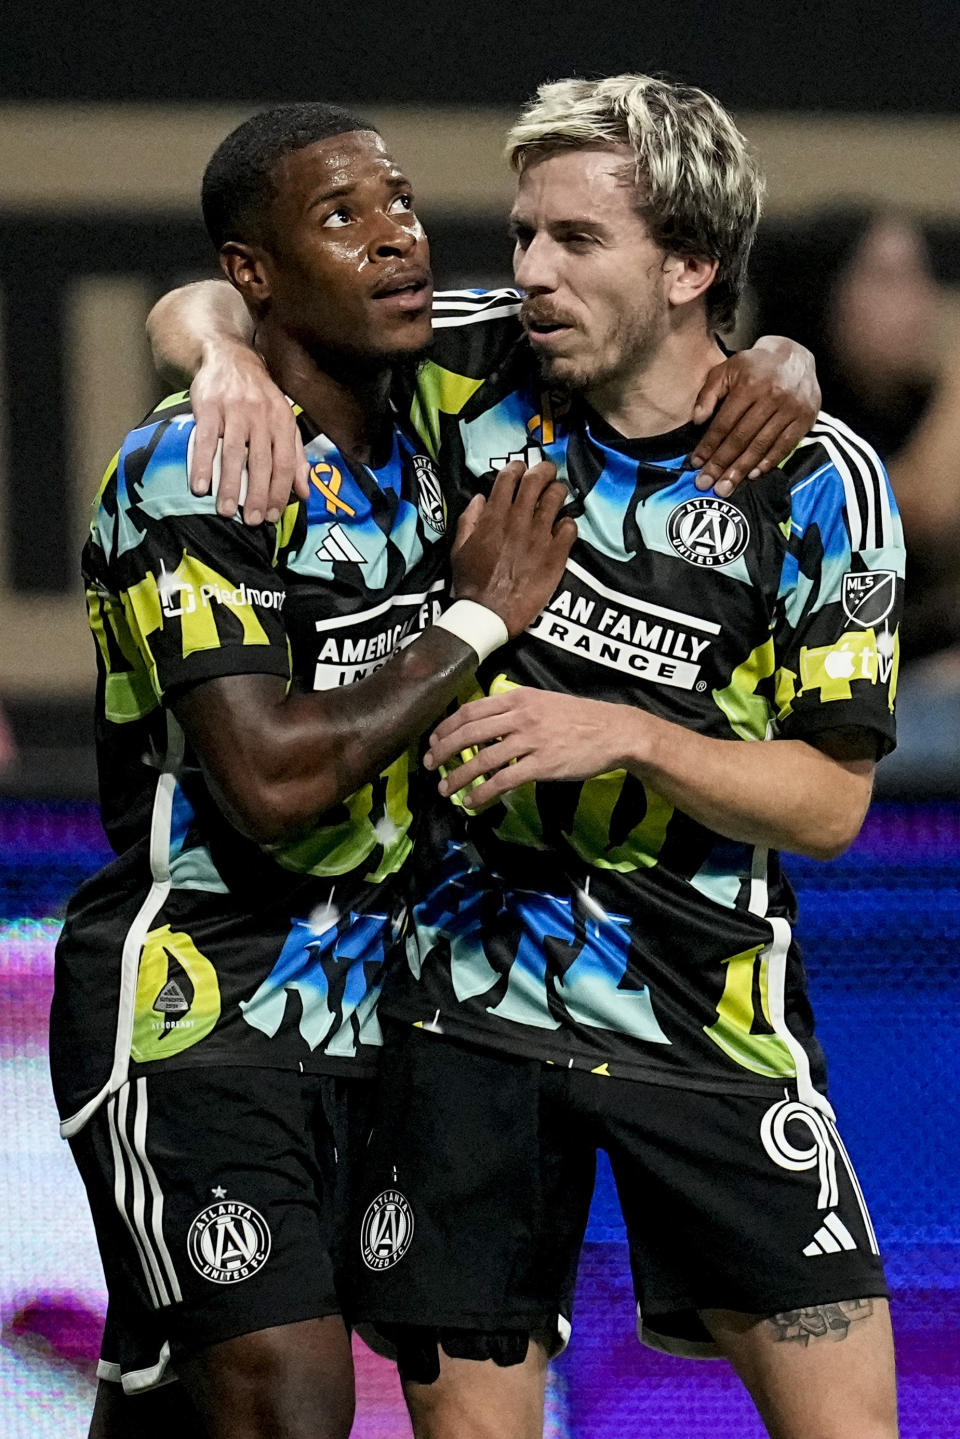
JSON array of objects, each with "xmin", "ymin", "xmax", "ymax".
[{"xmin": 533, "ymin": 299, "xmax": 668, "ymax": 401}]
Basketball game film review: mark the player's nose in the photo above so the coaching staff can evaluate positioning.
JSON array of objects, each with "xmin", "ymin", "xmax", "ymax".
[
  {"xmin": 513, "ymin": 234, "xmax": 558, "ymax": 294},
  {"xmin": 370, "ymin": 216, "xmax": 417, "ymax": 259}
]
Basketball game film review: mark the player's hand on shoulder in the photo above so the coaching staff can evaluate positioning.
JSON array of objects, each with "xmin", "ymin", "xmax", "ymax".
[
  {"xmin": 690, "ymin": 336, "xmax": 820, "ymax": 498},
  {"xmin": 450, "ymin": 459, "xmax": 577, "ymax": 638},
  {"xmin": 189, "ymin": 341, "xmax": 310, "ymax": 525}
]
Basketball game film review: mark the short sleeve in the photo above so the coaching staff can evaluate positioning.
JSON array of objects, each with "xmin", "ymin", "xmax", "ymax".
[
  {"xmin": 772, "ymin": 419, "xmax": 905, "ymax": 757},
  {"xmin": 95, "ymin": 403, "xmax": 292, "ymax": 702},
  {"xmin": 428, "ymin": 288, "xmax": 524, "ymax": 373}
]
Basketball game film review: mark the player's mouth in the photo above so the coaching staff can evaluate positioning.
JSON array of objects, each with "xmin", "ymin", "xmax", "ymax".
[
  {"xmin": 522, "ymin": 307, "xmax": 576, "ymax": 346},
  {"xmin": 371, "ymin": 268, "xmax": 432, "ymax": 312}
]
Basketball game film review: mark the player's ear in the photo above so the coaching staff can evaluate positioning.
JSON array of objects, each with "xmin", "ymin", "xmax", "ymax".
[
  {"xmin": 219, "ymin": 242, "xmax": 273, "ymax": 304},
  {"xmin": 663, "ymin": 253, "xmax": 718, "ymax": 310}
]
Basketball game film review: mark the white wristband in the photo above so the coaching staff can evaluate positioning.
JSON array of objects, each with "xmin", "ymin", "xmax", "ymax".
[{"xmin": 434, "ymin": 599, "xmax": 509, "ymax": 663}]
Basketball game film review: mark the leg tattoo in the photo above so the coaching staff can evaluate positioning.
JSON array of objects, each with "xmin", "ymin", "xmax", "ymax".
[{"xmin": 766, "ymin": 1298, "xmax": 874, "ymax": 1345}]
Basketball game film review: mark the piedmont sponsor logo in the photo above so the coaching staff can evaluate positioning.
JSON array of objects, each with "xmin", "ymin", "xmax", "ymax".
[
  {"xmin": 666, "ymin": 496, "xmax": 750, "ymax": 567},
  {"xmin": 528, "ymin": 584, "xmax": 714, "ymax": 690},
  {"xmin": 187, "ymin": 1200, "xmax": 271, "ymax": 1284},
  {"xmin": 159, "ymin": 577, "xmax": 285, "ymax": 619}
]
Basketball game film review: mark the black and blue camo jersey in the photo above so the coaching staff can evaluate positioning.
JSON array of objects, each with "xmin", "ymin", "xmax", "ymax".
[
  {"xmin": 51, "ymin": 391, "xmax": 450, "ymax": 1135},
  {"xmin": 387, "ymin": 290, "xmax": 905, "ymax": 1109}
]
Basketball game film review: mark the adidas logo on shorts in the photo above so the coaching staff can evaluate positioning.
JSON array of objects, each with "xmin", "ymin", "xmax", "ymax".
[{"xmin": 802, "ymin": 1210, "xmax": 858, "ymax": 1257}]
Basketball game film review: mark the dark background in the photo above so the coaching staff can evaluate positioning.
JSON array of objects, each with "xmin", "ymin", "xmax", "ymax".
[
  {"xmin": 2, "ymin": 0, "xmax": 959, "ymax": 796},
  {"xmin": 3, "ymin": 0, "xmax": 958, "ymax": 112}
]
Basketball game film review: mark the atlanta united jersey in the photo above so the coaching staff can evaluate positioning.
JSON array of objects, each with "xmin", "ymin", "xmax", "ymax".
[
  {"xmin": 386, "ymin": 290, "xmax": 904, "ymax": 1107},
  {"xmin": 51, "ymin": 392, "xmax": 450, "ymax": 1136}
]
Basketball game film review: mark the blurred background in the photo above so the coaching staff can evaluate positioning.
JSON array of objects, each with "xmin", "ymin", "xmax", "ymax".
[{"xmin": 0, "ymin": 2, "xmax": 957, "ymax": 1435}]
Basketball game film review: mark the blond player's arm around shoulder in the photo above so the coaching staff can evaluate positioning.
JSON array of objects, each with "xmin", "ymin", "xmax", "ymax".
[{"xmin": 147, "ymin": 279, "xmax": 309, "ymax": 523}]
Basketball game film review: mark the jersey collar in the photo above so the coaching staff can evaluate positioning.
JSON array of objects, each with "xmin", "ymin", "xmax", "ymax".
[{"xmin": 581, "ymin": 403, "xmax": 709, "ymax": 466}]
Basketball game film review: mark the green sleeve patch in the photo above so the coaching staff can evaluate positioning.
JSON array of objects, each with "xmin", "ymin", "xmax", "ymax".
[
  {"xmin": 274, "ymin": 500, "xmax": 301, "ymax": 556},
  {"xmin": 798, "ymin": 627, "xmax": 884, "ymax": 702},
  {"xmin": 121, "ymin": 574, "xmax": 164, "ymax": 700},
  {"xmin": 774, "ymin": 664, "xmax": 798, "ymax": 721}
]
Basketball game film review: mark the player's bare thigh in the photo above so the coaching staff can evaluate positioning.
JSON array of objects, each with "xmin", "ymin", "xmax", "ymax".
[
  {"xmin": 702, "ymin": 1297, "xmax": 897, "ymax": 1439},
  {"xmin": 177, "ymin": 1315, "xmax": 356, "ymax": 1439},
  {"xmin": 89, "ymin": 1316, "xmax": 355, "ymax": 1439},
  {"xmin": 401, "ymin": 1336, "xmax": 549, "ymax": 1439}
]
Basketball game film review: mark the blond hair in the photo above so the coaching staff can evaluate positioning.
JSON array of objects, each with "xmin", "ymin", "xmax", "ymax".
[{"xmin": 506, "ymin": 75, "xmax": 764, "ymax": 330}]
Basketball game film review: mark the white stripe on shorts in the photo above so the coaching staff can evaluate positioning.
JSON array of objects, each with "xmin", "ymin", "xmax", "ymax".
[{"xmin": 109, "ymin": 1081, "xmax": 183, "ymax": 1306}]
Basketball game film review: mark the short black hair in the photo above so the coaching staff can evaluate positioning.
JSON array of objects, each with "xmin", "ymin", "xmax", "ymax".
[{"xmin": 201, "ymin": 102, "xmax": 378, "ymax": 250}]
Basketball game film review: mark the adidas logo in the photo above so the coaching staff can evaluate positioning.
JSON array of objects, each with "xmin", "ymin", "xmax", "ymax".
[
  {"xmin": 154, "ymin": 979, "xmax": 189, "ymax": 1014},
  {"xmin": 803, "ymin": 1211, "xmax": 858, "ymax": 1256},
  {"xmin": 316, "ymin": 526, "xmax": 366, "ymax": 564}
]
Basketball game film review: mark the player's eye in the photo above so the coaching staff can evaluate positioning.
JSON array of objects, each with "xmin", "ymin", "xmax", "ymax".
[
  {"xmin": 389, "ymin": 192, "xmax": 415, "ymax": 216},
  {"xmin": 510, "ymin": 225, "xmax": 534, "ymax": 250},
  {"xmin": 322, "ymin": 207, "xmax": 353, "ymax": 229}
]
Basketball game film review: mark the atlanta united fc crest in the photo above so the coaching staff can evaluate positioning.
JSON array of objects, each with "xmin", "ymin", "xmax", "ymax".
[
  {"xmin": 667, "ymin": 496, "xmax": 750, "ymax": 567},
  {"xmin": 413, "ymin": 455, "xmax": 446, "ymax": 534},
  {"xmin": 187, "ymin": 1199, "xmax": 272, "ymax": 1284},
  {"xmin": 360, "ymin": 1188, "xmax": 415, "ymax": 1271}
]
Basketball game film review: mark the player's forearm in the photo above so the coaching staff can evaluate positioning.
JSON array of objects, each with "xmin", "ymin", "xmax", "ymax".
[
  {"xmin": 177, "ymin": 628, "xmax": 479, "ymax": 845},
  {"xmin": 146, "ymin": 279, "xmax": 254, "ymax": 386},
  {"xmin": 621, "ymin": 710, "xmax": 873, "ymax": 860},
  {"xmin": 431, "ymin": 690, "xmax": 871, "ymax": 857},
  {"xmin": 267, "ymin": 628, "xmax": 481, "ymax": 838}
]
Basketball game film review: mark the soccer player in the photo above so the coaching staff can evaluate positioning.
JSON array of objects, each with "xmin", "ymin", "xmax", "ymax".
[
  {"xmin": 50, "ymin": 102, "xmax": 575, "ymax": 1439},
  {"xmin": 354, "ymin": 78, "xmax": 903, "ymax": 1439}
]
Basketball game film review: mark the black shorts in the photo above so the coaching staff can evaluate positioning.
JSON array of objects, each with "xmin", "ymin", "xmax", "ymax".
[
  {"xmin": 352, "ymin": 1027, "xmax": 888, "ymax": 1359},
  {"xmin": 69, "ymin": 1066, "xmax": 373, "ymax": 1392}
]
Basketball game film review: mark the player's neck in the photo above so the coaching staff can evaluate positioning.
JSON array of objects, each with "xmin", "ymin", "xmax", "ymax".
[
  {"xmin": 257, "ymin": 330, "xmax": 394, "ymax": 466},
  {"xmin": 584, "ymin": 323, "xmax": 724, "ymax": 441}
]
